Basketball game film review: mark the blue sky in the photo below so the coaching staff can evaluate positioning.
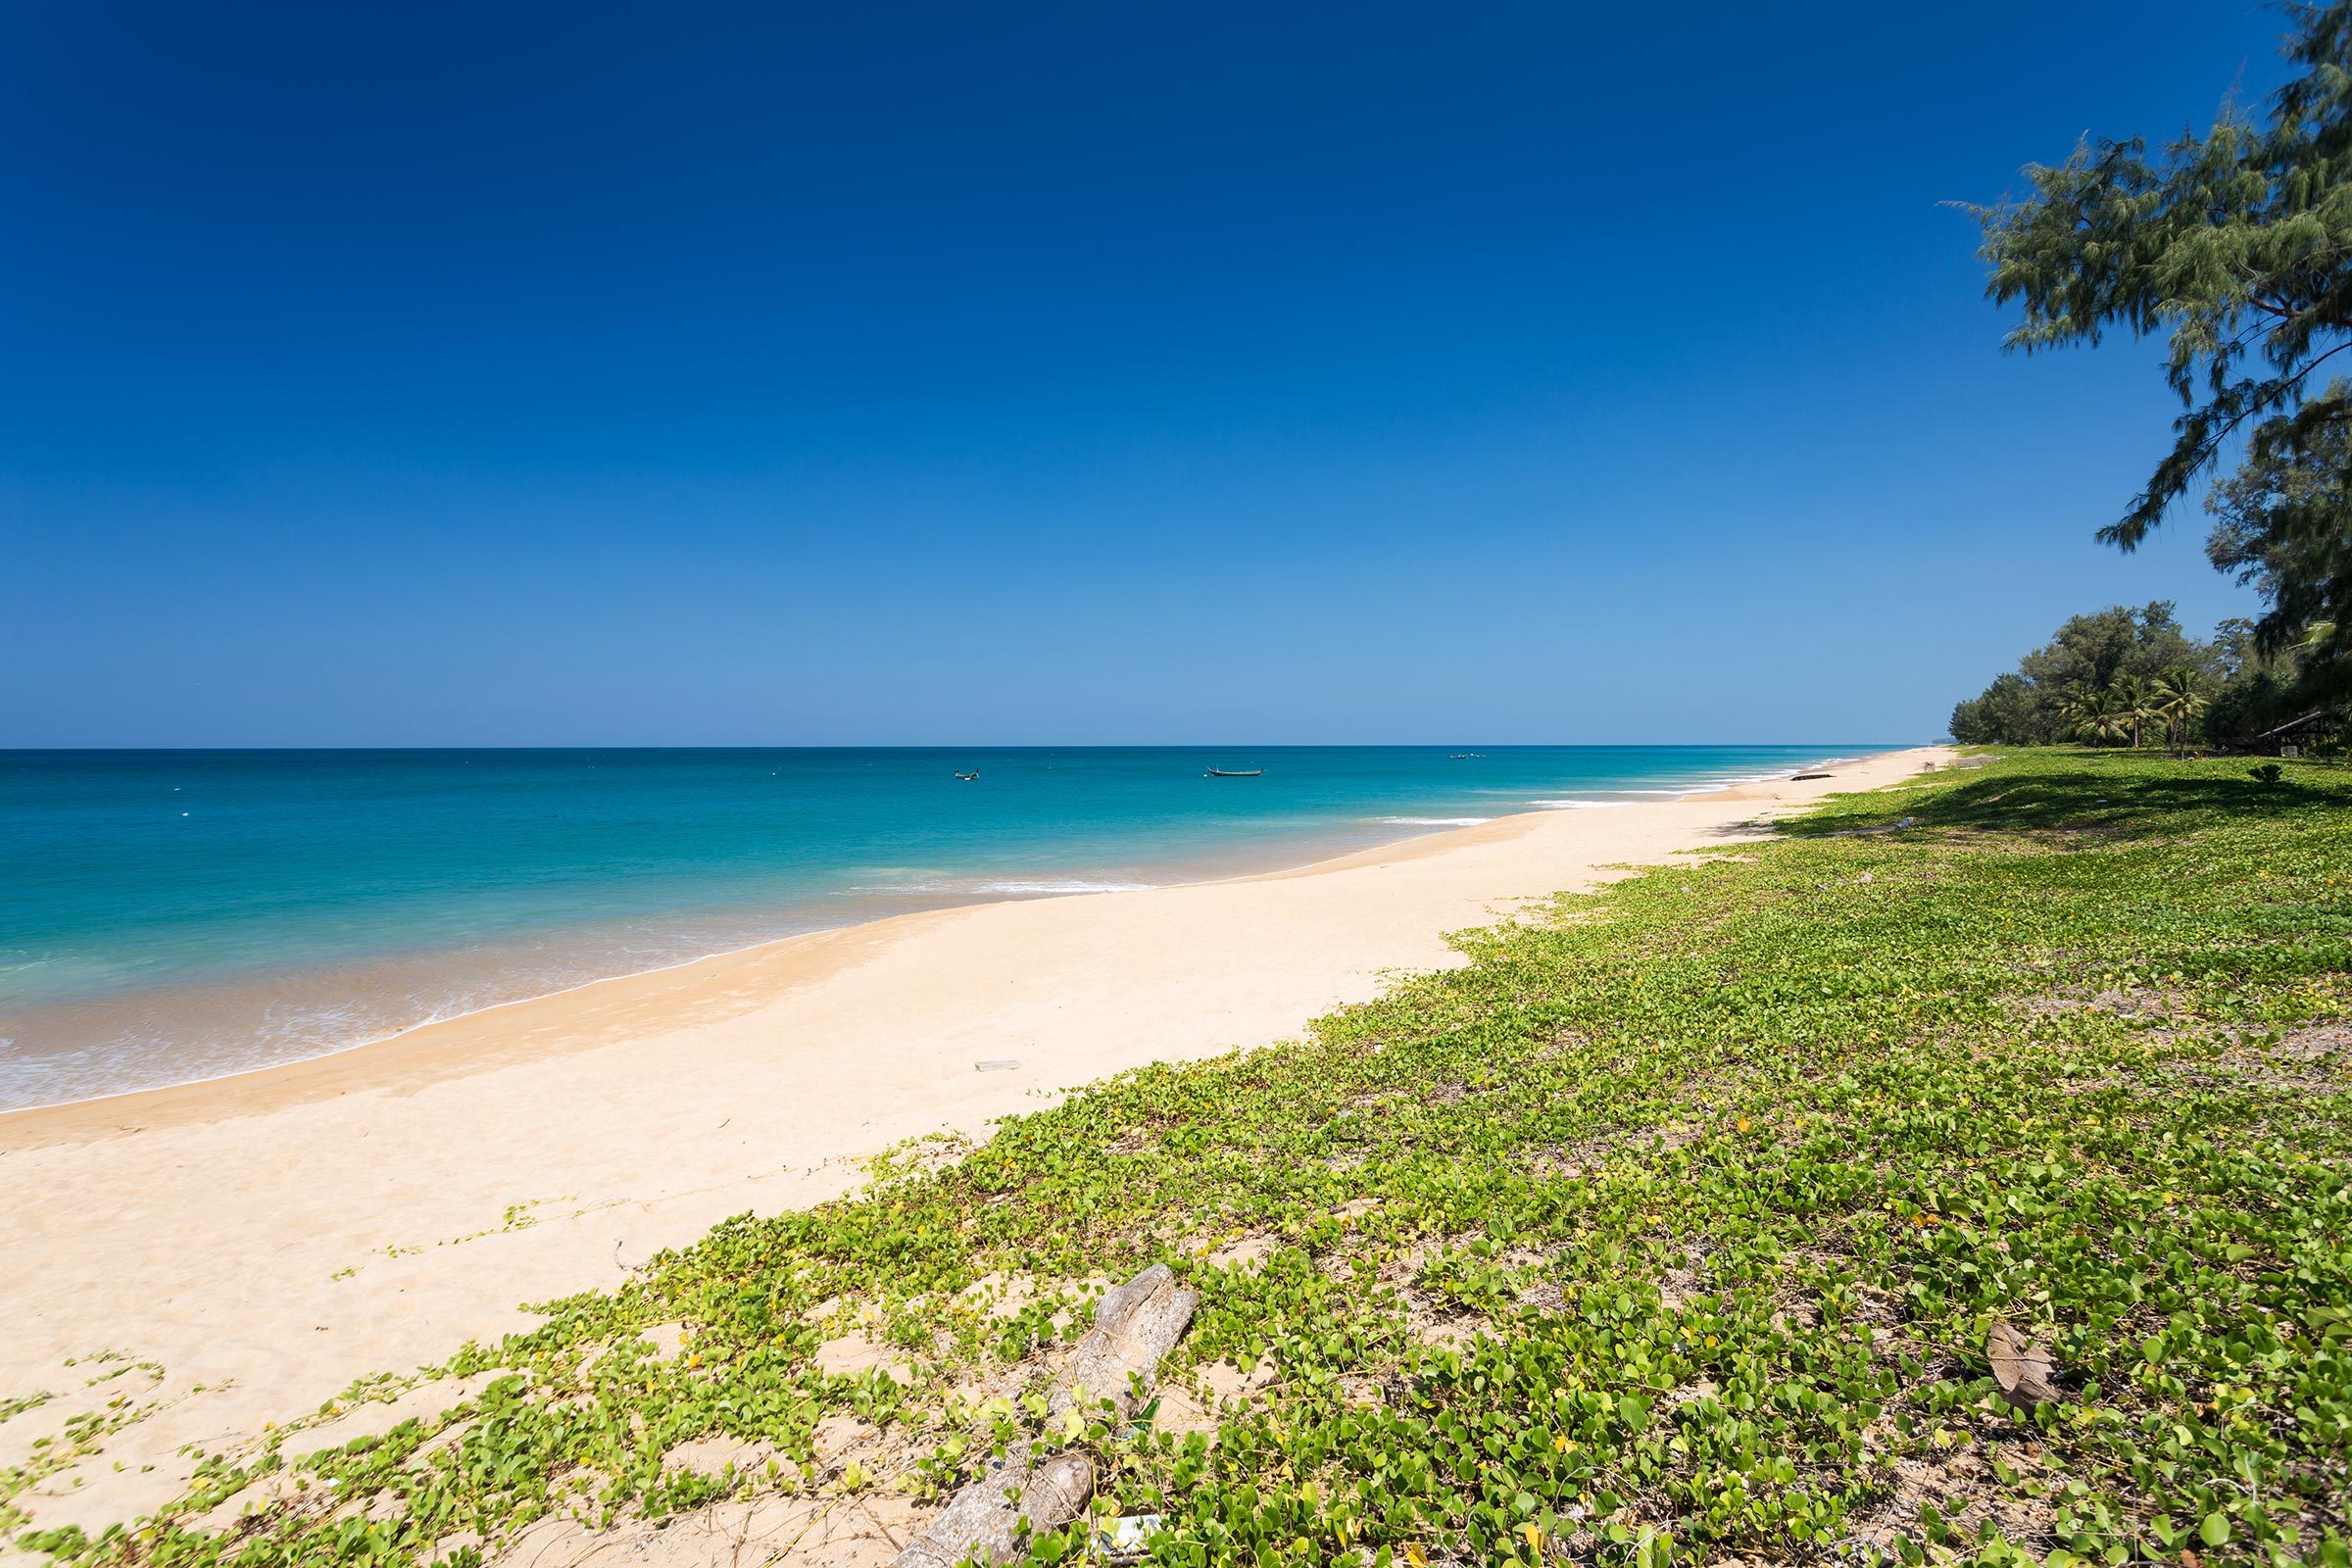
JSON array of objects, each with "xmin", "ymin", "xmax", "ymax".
[{"xmin": 0, "ymin": 1, "xmax": 2295, "ymax": 746}]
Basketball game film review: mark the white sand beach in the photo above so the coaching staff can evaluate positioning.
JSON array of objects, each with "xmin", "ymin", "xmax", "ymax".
[{"xmin": 0, "ymin": 747, "xmax": 1948, "ymax": 1546}]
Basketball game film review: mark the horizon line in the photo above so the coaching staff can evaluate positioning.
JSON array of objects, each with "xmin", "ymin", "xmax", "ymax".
[{"xmin": 1, "ymin": 739, "xmax": 1935, "ymax": 754}]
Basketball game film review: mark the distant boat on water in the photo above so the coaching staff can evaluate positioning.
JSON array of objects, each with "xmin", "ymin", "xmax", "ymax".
[
  {"xmin": 1204, "ymin": 767, "xmax": 1263, "ymax": 778},
  {"xmin": 954, "ymin": 770, "xmax": 979, "ymax": 781},
  {"xmin": 1447, "ymin": 752, "xmax": 1485, "ymax": 760}
]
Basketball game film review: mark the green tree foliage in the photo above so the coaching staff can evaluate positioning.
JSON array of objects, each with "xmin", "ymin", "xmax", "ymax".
[
  {"xmin": 2207, "ymin": 616, "xmax": 2308, "ymax": 740},
  {"xmin": 1976, "ymin": 1, "xmax": 2352, "ymax": 684},
  {"xmin": 2018, "ymin": 604, "xmax": 2210, "ymax": 695},
  {"xmin": 2060, "ymin": 683, "xmax": 2136, "ymax": 747},
  {"xmin": 1948, "ymin": 604, "xmax": 2215, "ymax": 745},
  {"xmin": 2109, "ymin": 672, "xmax": 2155, "ymax": 748},
  {"xmin": 2149, "ymin": 666, "xmax": 2211, "ymax": 756},
  {"xmin": 1953, "ymin": 606, "xmax": 2342, "ymax": 747},
  {"xmin": 1948, "ymin": 672, "xmax": 2043, "ymax": 745},
  {"xmin": 2206, "ymin": 385, "xmax": 2352, "ymax": 689}
]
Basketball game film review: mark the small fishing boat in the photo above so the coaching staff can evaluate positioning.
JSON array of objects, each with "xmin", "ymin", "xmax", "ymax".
[
  {"xmin": 1204, "ymin": 767, "xmax": 1263, "ymax": 778},
  {"xmin": 954, "ymin": 770, "xmax": 979, "ymax": 781}
]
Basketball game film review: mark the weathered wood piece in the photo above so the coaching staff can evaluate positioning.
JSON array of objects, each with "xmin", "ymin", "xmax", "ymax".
[
  {"xmin": 891, "ymin": 1450, "xmax": 1095, "ymax": 1568},
  {"xmin": 1048, "ymin": 1262, "xmax": 1201, "ymax": 1423},
  {"xmin": 1987, "ymin": 1321, "xmax": 2064, "ymax": 1409},
  {"xmin": 890, "ymin": 1266, "xmax": 1199, "ymax": 1568}
]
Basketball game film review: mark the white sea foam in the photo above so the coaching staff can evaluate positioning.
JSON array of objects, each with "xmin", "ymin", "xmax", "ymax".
[
  {"xmin": 1375, "ymin": 815, "xmax": 1492, "ymax": 826},
  {"xmin": 1528, "ymin": 798, "xmax": 1621, "ymax": 808},
  {"xmin": 842, "ymin": 874, "xmax": 1156, "ymax": 898}
]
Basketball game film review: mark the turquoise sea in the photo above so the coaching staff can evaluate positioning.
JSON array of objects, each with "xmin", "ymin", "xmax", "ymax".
[{"xmin": 0, "ymin": 746, "xmax": 1888, "ymax": 1108}]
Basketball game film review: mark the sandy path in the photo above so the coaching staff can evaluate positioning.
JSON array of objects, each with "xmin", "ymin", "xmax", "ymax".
[{"xmin": 0, "ymin": 747, "xmax": 1947, "ymax": 1541}]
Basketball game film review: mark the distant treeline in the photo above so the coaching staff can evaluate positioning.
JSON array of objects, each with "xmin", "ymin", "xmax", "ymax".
[{"xmin": 1948, "ymin": 602, "xmax": 2339, "ymax": 752}]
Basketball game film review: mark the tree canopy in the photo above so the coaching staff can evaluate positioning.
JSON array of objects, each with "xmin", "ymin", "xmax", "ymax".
[
  {"xmin": 1977, "ymin": 1, "xmax": 2352, "ymax": 685},
  {"xmin": 1949, "ymin": 603, "xmax": 2216, "ymax": 745},
  {"xmin": 1949, "ymin": 600, "xmax": 2338, "ymax": 747}
]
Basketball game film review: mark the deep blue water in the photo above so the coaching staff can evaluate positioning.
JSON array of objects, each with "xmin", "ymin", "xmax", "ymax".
[{"xmin": 0, "ymin": 746, "xmax": 1884, "ymax": 1106}]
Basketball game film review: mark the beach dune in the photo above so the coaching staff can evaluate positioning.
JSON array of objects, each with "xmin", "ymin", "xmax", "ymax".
[{"xmin": 0, "ymin": 747, "xmax": 1948, "ymax": 1543}]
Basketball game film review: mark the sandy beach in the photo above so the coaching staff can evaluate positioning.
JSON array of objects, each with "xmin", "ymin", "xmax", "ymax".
[{"xmin": 0, "ymin": 747, "xmax": 1947, "ymax": 1545}]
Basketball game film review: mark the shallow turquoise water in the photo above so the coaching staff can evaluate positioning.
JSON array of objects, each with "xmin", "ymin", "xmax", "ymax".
[{"xmin": 0, "ymin": 746, "xmax": 1886, "ymax": 1106}]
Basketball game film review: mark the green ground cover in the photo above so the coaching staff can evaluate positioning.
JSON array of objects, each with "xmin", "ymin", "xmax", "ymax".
[{"xmin": 13, "ymin": 750, "xmax": 2352, "ymax": 1568}]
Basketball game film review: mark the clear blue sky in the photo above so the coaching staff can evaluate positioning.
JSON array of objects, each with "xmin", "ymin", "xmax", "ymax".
[{"xmin": 0, "ymin": 1, "xmax": 2293, "ymax": 746}]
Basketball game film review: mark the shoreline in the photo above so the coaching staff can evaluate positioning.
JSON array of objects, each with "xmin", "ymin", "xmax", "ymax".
[
  {"xmin": 0, "ymin": 754, "xmax": 1870, "ymax": 1130},
  {"xmin": 0, "ymin": 745, "xmax": 1948, "ymax": 1546}
]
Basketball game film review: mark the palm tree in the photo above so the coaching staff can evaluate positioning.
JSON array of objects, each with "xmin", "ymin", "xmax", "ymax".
[
  {"xmin": 2060, "ymin": 684, "xmax": 2133, "ymax": 747},
  {"xmin": 2148, "ymin": 666, "xmax": 2208, "ymax": 757},
  {"xmin": 2058, "ymin": 684, "xmax": 2096, "ymax": 742},
  {"xmin": 2110, "ymin": 673, "xmax": 2155, "ymax": 750}
]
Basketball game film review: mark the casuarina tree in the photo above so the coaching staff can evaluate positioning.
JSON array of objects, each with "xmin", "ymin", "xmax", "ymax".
[{"xmin": 1976, "ymin": 2, "xmax": 2352, "ymax": 692}]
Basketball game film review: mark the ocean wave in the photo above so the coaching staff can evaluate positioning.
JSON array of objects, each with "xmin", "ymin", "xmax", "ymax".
[
  {"xmin": 1528, "ymin": 798, "xmax": 1621, "ymax": 808},
  {"xmin": 1375, "ymin": 815, "xmax": 1492, "ymax": 826},
  {"xmin": 839, "ymin": 875, "xmax": 1157, "ymax": 898}
]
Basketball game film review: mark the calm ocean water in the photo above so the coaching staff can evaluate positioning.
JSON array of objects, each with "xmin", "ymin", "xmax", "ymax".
[{"xmin": 0, "ymin": 746, "xmax": 1884, "ymax": 1107}]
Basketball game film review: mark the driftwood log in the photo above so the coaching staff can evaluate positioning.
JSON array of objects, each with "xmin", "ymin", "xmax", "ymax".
[
  {"xmin": 889, "ymin": 1265, "xmax": 1200, "ymax": 1568},
  {"xmin": 890, "ymin": 1451, "xmax": 1096, "ymax": 1568},
  {"xmin": 1048, "ymin": 1263, "xmax": 1200, "ymax": 1423}
]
